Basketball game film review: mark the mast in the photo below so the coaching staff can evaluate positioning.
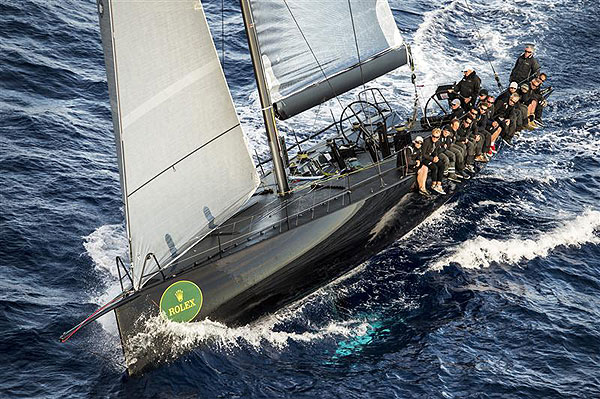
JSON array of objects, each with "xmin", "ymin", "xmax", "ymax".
[{"xmin": 240, "ymin": 0, "xmax": 290, "ymax": 196}]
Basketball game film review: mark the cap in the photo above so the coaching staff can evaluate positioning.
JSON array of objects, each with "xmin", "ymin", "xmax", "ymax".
[
  {"xmin": 509, "ymin": 81, "xmax": 518, "ymax": 89},
  {"xmin": 520, "ymin": 84, "xmax": 529, "ymax": 91},
  {"xmin": 451, "ymin": 98, "xmax": 461, "ymax": 106},
  {"xmin": 479, "ymin": 88, "xmax": 489, "ymax": 96},
  {"xmin": 413, "ymin": 136, "xmax": 424, "ymax": 143}
]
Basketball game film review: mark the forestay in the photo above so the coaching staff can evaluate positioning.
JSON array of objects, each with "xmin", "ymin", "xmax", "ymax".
[
  {"xmin": 248, "ymin": 0, "xmax": 408, "ymax": 119},
  {"xmin": 98, "ymin": 0, "xmax": 259, "ymax": 289}
]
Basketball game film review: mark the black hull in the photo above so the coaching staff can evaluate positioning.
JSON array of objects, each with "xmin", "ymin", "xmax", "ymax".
[{"xmin": 115, "ymin": 168, "xmax": 468, "ymax": 375}]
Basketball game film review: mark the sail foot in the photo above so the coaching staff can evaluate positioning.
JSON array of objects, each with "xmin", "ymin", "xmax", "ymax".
[{"xmin": 274, "ymin": 47, "xmax": 408, "ymax": 120}]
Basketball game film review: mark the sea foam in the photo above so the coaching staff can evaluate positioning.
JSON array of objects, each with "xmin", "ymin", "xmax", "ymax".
[
  {"xmin": 430, "ymin": 210, "xmax": 600, "ymax": 271},
  {"xmin": 82, "ymin": 224, "xmax": 128, "ymax": 335}
]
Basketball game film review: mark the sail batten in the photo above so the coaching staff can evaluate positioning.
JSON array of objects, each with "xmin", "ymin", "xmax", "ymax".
[
  {"xmin": 248, "ymin": 0, "xmax": 408, "ymax": 119},
  {"xmin": 98, "ymin": 0, "xmax": 259, "ymax": 289}
]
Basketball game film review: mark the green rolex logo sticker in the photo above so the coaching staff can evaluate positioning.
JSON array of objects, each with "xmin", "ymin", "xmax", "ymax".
[{"xmin": 160, "ymin": 280, "xmax": 203, "ymax": 322}]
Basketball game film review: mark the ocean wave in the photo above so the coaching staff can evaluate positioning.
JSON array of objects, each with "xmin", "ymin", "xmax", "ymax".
[
  {"xmin": 430, "ymin": 210, "xmax": 600, "ymax": 271},
  {"xmin": 82, "ymin": 224, "xmax": 128, "ymax": 279},
  {"xmin": 82, "ymin": 224, "xmax": 128, "ymax": 335}
]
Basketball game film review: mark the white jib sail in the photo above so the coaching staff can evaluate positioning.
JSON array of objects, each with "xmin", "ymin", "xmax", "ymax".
[{"xmin": 98, "ymin": 0, "xmax": 260, "ymax": 289}]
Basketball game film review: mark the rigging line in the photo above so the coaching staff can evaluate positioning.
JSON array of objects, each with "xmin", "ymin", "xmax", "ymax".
[
  {"xmin": 406, "ymin": 44, "xmax": 422, "ymax": 126},
  {"xmin": 221, "ymin": 0, "xmax": 225, "ymax": 71},
  {"xmin": 462, "ymin": 0, "xmax": 503, "ymax": 90},
  {"xmin": 311, "ymin": 102, "xmax": 323, "ymax": 133},
  {"xmin": 347, "ymin": 0, "xmax": 366, "ymax": 90},
  {"xmin": 281, "ymin": 0, "xmax": 345, "ymax": 112}
]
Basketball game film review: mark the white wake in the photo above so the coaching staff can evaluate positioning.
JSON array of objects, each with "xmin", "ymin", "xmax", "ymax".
[
  {"xmin": 431, "ymin": 210, "xmax": 600, "ymax": 271},
  {"xmin": 82, "ymin": 224, "xmax": 128, "ymax": 335}
]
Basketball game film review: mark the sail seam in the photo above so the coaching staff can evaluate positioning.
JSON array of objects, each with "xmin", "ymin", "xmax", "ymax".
[{"xmin": 127, "ymin": 123, "xmax": 240, "ymax": 198}]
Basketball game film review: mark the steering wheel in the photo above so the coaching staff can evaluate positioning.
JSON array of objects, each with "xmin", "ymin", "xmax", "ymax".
[{"xmin": 339, "ymin": 100, "xmax": 387, "ymax": 148}]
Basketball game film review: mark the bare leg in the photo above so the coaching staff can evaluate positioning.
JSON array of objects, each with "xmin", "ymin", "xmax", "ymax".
[
  {"xmin": 528, "ymin": 100, "xmax": 538, "ymax": 117},
  {"xmin": 417, "ymin": 166, "xmax": 428, "ymax": 191},
  {"xmin": 491, "ymin": 126, "xmax": 502, "ymax": 144}
]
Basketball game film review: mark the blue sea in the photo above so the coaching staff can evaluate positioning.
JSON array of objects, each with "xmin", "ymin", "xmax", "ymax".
[{"xmin": 1, "ymin": 0, "xmax": 599, "ymax": 397}]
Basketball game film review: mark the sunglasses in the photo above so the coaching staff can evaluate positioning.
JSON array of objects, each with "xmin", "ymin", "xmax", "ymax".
[
  {"xmin": 525, "ymin": 50, "xmax": 532, "ymax": 53},
  {"xmin": 432, "ymin": 135, "xmax": 440, "ymax": 139}
]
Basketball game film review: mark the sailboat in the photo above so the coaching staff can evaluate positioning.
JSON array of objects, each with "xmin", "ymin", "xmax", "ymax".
[{"xmin": 60, "ymin": 0, "xmax": 496, "ymax": 375}]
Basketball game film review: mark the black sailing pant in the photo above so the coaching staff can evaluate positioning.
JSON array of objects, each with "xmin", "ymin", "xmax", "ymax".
[
  {"xmin": 456, "ymin": 140, "xmax": 475, "ymax": 165},
  {"xmin": 474, "ymin": 132, "xmax": 492, "ymax": 155},
  {"xmin": 449, "ymin": 144, "xmax": 465, "ymax": 171},
  {"xmin": 535, "ymin": 103, "xmax": 544, "ymax": 120},
  {"xmin": 426, "ymin": 160, "xmax": 444, "ymax": 182}
]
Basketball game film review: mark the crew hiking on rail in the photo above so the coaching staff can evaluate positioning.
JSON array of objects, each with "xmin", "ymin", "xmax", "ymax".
[{"xmin": 408, "ymin": 43, "xmax": 551, "ymax": 197}]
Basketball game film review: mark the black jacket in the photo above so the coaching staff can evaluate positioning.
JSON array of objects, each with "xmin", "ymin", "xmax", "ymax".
[
  {"xmin": 495, "ymin": 90, "xmax": 511, "ymax": 105},
  {"xmin": 451, "ymin": 107, "xmax": 466, "ymax": 120},
  {"xmin": 457, "ymin": 124, "xmax": 473, "ymax": 141},
  {"xmin": 519, "ymin": 89, "xmax": 532, "ymax": 105},
  {"xmin": 501, "ymin": 103, "xmax": 520, "ymax": 120},
  {"xmin": 440, "ymin": 134, "xmax": 454, "ymax": 150},
  {"xmin": 476, "ymin": 112, "xmax": 489, "ymax": 133},
  {"xmin": 493, "ymin": 97, "xmax": 509, "ymax": 119},
  {"xmin": 406, "ymin": 144, "xmax": 422, "ymax": 169},
  {"xmin": 454, "ymin": 71, "xmax": 481, "ymax": 100},
  {"xmin": 509, "ymin": 54, "xmax": 541, "ymax": 84},
  {"xmin": 485, "ymin": 104, "xmax": 495, "ymax": 120},
  {"xmin": 421, "ymin": 137, "xmax": 438, "ymax": 163}
]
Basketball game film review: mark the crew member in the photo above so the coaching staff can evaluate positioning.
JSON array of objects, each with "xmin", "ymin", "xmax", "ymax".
[
  {"xmin": 499, "ymin": 93, "xmax": 521, "ymax": 145},
  {"xmin": 452, "ymin": 68, "xmax": 481, "ymax": 110},
  {"xmin": 529, "ymin": 77, "xmax": 544, "ymax": 126},
  {"xmin": 421, "ymin": 128, "xmax": 446, "ymax": 195},
  {"xmin": 494, "ymin": 81, "xmax": 518, "ymax": 113},
  {"xmin": 476, "ymin": 89, "xmax": 488, "ymax": 107},
  {"xmin": 450, "ymin": 98, "xmax": 465, "ymax": 119},
  {"xmin": 406, "ymin": 136, "xmax": 429, "ymax": 196},
  {"xmin": 448, "ymin": 118, "xmax": 470, "ymax": 179},
  {"xmin": 485, "ymin": 95, "xmax": 495, "ymax": 120},
  {"xmin": 439, "ymin": 125, "xmax": 464, "ymax": 182},
  {"xmin": 456, "ymin": 117, "xmax": 477, "ymax": 173},
  {"xmin": 509, "ymin": 44, "xmax": 541, "ymax": 84},
  {"xmin": 474, "ymin": 103, "xmax": 492, "ymax": 162}
]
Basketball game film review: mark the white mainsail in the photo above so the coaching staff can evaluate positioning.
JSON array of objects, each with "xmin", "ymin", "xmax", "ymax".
[
  {"xmin": 98, "ymin": 0, "xmax": 260, "ymax": 289},
  {"xmin": 248, "ymin": 0, "xmax": 408, "ymax": 119}
]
